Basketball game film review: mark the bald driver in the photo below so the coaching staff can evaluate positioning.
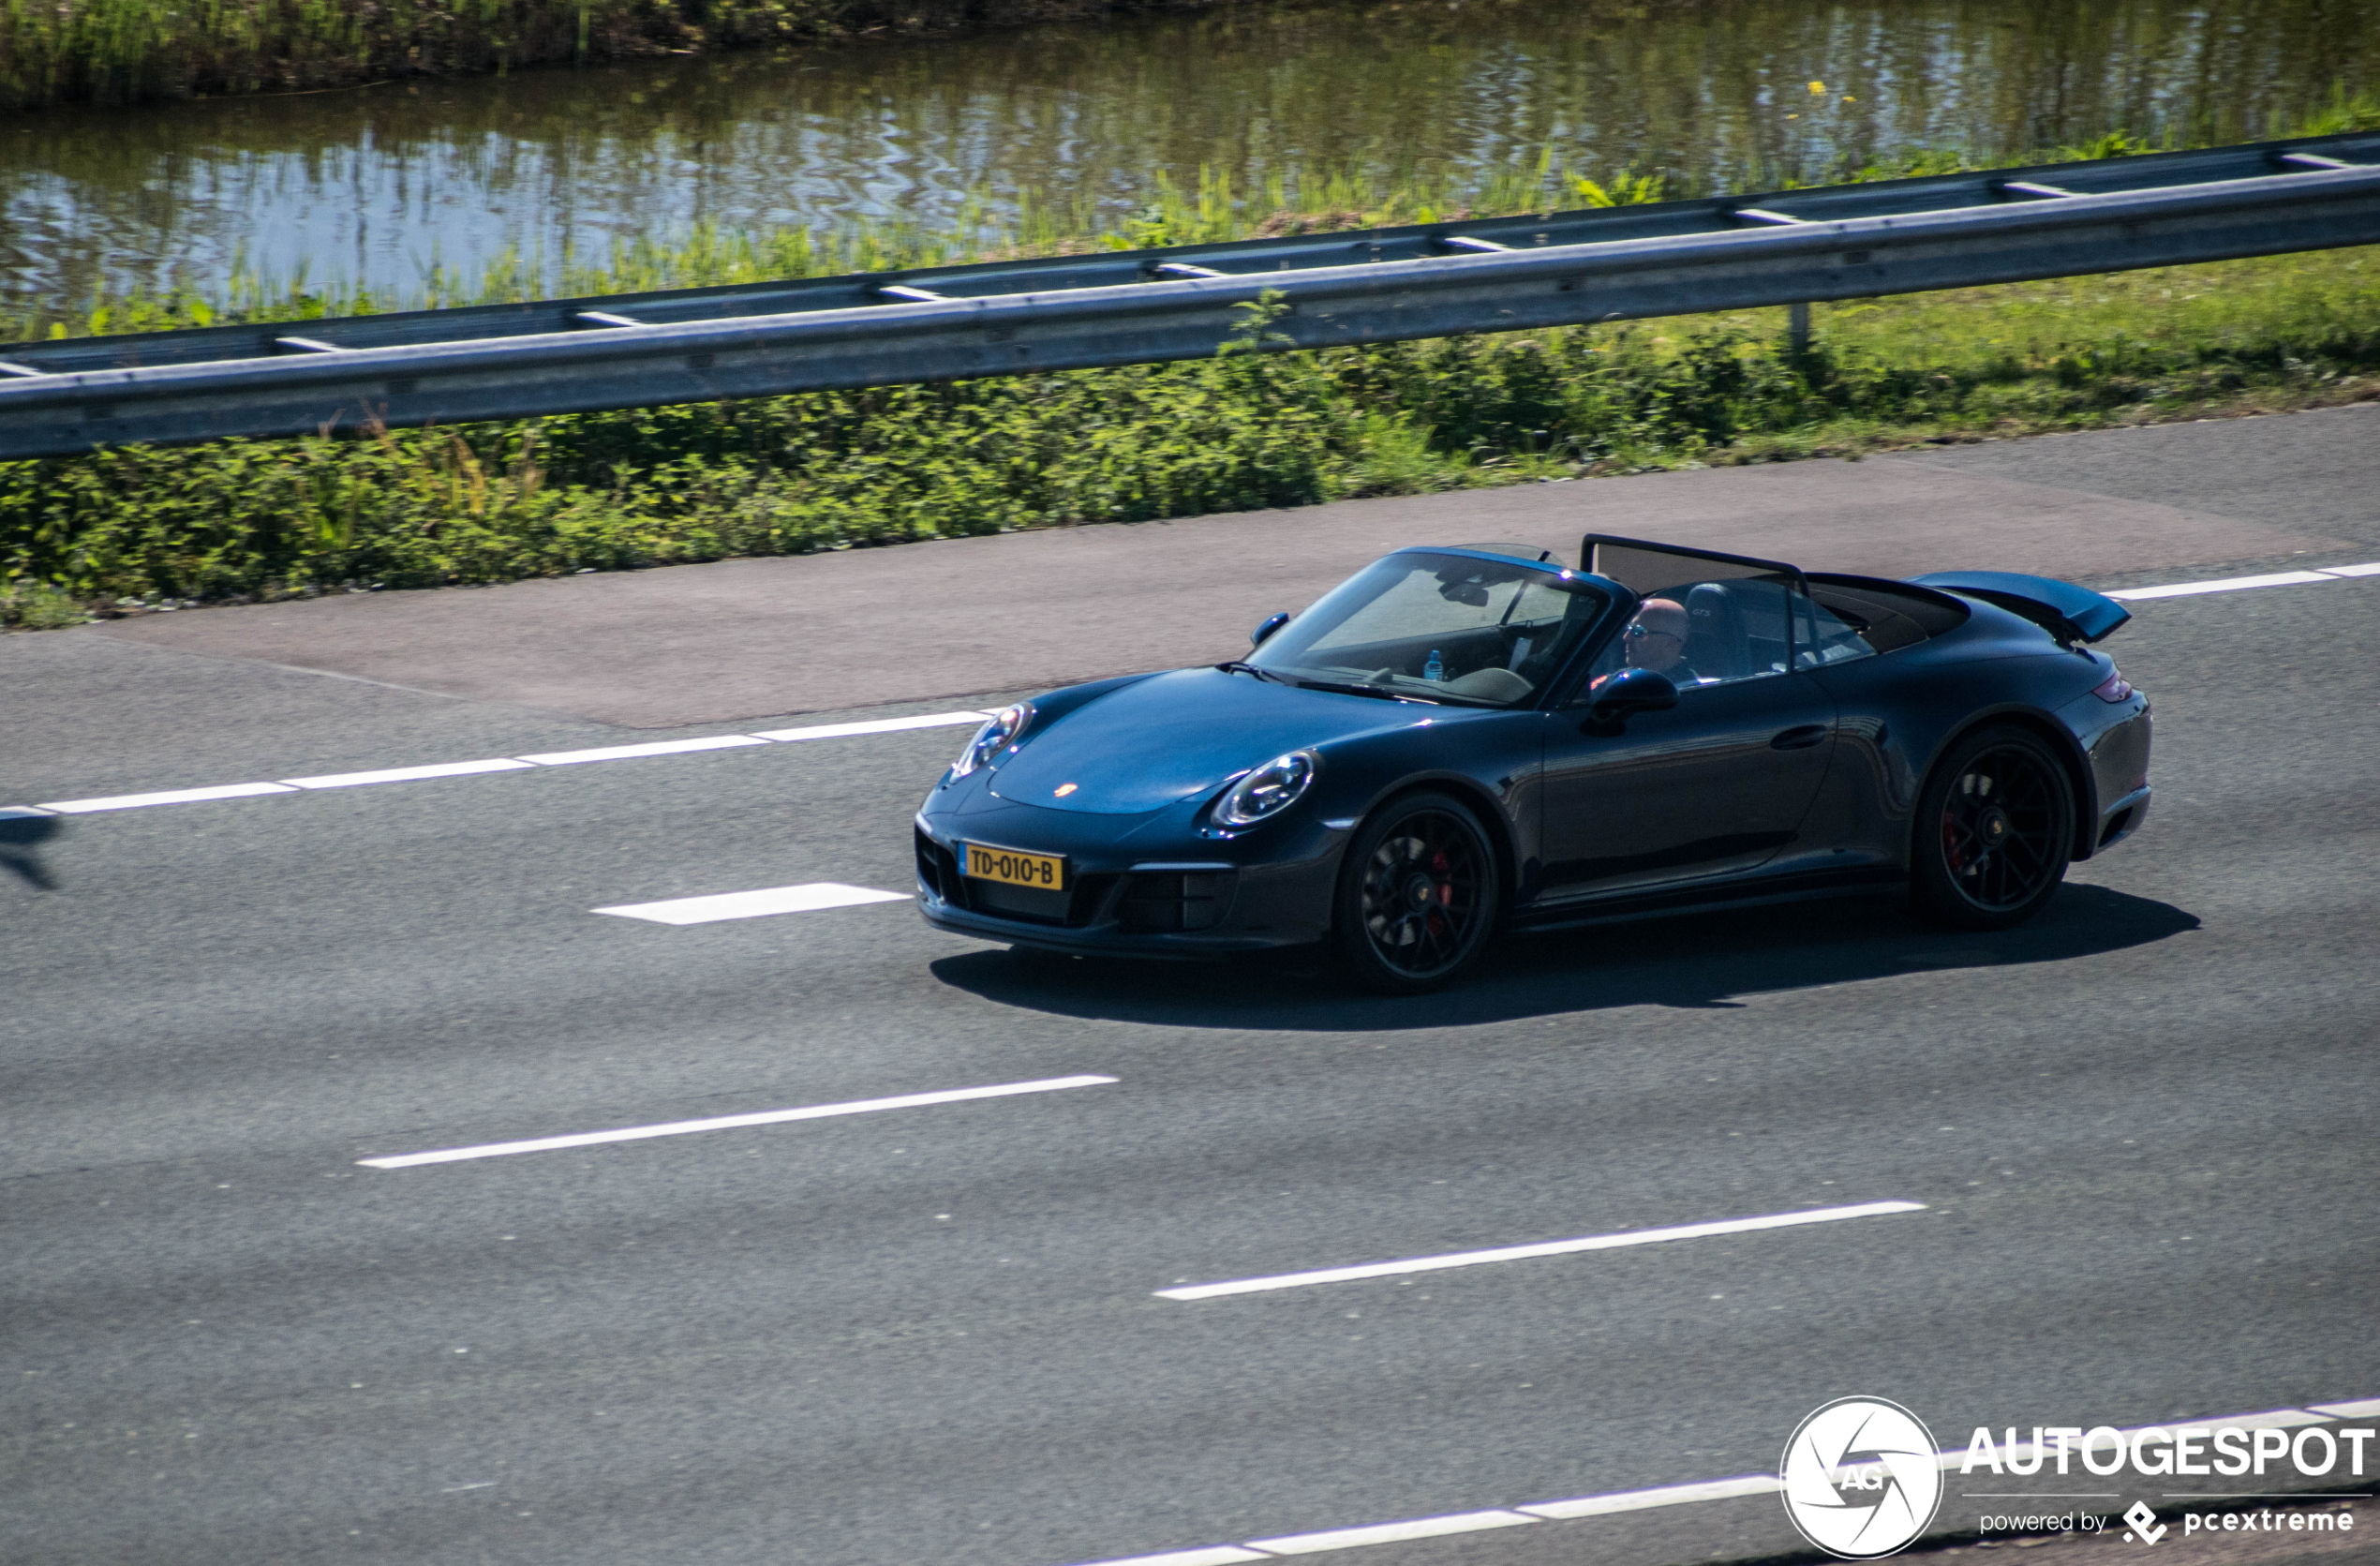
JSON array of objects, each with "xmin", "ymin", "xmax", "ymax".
[{"xmin": 1592, "ymin": 595, "xmax": 1699, "ymax": 691}]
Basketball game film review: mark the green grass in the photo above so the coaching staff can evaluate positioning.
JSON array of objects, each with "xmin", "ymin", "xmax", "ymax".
[{"xmin": 6, "ymin": 102, "xmax": 2379, "ymax": 619}]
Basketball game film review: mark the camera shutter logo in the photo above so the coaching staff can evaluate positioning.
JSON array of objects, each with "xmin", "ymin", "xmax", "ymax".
[{"xmin": 1780, "ymin": 1397, "xmax": 1945, "ymax": 1559}]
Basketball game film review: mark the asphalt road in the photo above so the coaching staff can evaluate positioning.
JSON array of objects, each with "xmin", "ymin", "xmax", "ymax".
[{"xmin": 5, "ymin": 411, "xmax": 2378, "ymax": 1566}]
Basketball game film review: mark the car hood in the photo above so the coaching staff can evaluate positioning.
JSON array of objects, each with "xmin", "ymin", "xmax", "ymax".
[{"xmin": 987, "ymin": 666, "xmax": 1432, "ymax": 815}]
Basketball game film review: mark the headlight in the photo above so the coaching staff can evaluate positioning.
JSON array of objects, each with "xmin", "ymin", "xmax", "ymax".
[
  {"xmin": 1212, "ymin": 749, "xmax": 1319, "ymax": 828},
  {"xmin": 950, "ymin": 702, "xmax": 1034, "ymax": 779}
]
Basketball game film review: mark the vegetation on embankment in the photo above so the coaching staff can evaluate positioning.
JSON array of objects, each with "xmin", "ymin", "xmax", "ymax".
[
  {"xmin": 5, "ymin": 110, "xmax": 2379, "ymax": 627},
  {"xmin": 0, "ymin": 0, "xmax": 1308, "ymax": 108}
]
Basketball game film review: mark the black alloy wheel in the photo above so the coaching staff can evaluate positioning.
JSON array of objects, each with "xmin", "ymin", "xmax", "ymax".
[
  {"xmin": 1333, "ymin": 791, "xmax": 1500, "ymax": 992},
  {"xmin": 1910, "ymin": 724, "xmax": 2075, "ymax": 931}
]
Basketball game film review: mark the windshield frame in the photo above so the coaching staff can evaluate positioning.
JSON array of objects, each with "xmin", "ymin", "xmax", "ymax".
[{"xmin": 1244, "ymin": 546, "xmax": 1626, "ymax": 710}]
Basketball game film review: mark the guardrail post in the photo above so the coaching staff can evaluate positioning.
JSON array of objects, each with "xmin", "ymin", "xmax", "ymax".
[{"xmin": 1788, "ymin": 300, "xmax": 1812, "ymax": 361}]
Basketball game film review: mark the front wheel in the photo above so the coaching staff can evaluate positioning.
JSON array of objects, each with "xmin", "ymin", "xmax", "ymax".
[
  {"xmin": 1910, "ymin": 724, "xmax": 2075, "ymax": 931},
  {"xmin": 1332, "ymin": 792, "xmax": 1500, "ymax": 992}
]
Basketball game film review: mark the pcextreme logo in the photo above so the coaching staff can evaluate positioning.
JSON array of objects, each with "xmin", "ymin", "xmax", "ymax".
[
  {"xmin": 1781, "ymin": 1397, "xmax": 1946, "ymax": 1559},
  {"xmin": 2122, "ymin": 1500, "xmax": 2168, "ymax": 1544}
]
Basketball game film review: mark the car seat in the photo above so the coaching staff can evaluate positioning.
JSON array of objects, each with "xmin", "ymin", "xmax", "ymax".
[{"xmin": 1685, "ymin": 582, "xmax": 1749, "ymax": 680}]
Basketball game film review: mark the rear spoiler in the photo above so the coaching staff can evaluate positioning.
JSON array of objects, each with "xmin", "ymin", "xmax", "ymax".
[{"xmin": 1909, "ymin": 571, "xmax": 2132, "ymax": 645}]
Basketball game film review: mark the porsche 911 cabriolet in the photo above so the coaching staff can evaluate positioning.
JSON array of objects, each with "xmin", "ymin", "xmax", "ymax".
[{"xmin": 914, "ymin": 534, "xmax": 2151, "ymax": 992}]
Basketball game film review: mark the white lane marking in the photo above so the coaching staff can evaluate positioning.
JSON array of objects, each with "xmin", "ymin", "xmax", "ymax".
[
  {"xmin": 594, "ymin": 883, "xmax": 909, "ymax": 925},
  {"xmin": 1156, "ymin": 1201, "xmax": 1925, "ymax": 1301},
  {"xmin": 283, "ymin": 758, "xmax": 534, "ymax": 789},
  {"xmin": 1520, "ymin": 1474, "xmax": 1781, "ymax": 1519},
  {"xmin": 1065, "ymin": 1551, "xmax": 1271, "ymax": 1566},
  {"xmin": 1060, "ymin": 1394, "xmax": 2380, "ymax": 1566},
  {"xmin": 751, "ymin": 711, "xmax": 994, "ymax": 742},
  {"xmin": 38, "ymin": 781, "xmax": 297, "ymax": 813},
  {"xmin": 0, "ymin": 804, "xmax": 56, "ymax": 819},
  {"xmin": 2108, "ymin": 570, "xmax": 2337, "ymax": 601},
  {"xmin": 514, "ymin": 735, "xmax": 769, "ymax": 765},
  {"xmin": 1248, "ymin": 1511, "xmax": 1536, "ymax": 1554},
  {"xmin": 19, "ymin": 555, "xmax": 2380, "ymax": 822},
  {"xmin": 358, "ymin": 1075, "xmax": 1117, "ymax": 1169}
]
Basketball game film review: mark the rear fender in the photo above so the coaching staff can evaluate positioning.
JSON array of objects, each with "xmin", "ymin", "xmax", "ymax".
[{"xmin": 1915, "ymin": 706, "xmax": 2102, "ymax": 864}]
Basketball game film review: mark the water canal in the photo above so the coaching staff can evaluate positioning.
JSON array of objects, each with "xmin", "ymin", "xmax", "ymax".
[{"xmin": 2, "ymin": 0, "xmax": 2374, "ymax": 329}]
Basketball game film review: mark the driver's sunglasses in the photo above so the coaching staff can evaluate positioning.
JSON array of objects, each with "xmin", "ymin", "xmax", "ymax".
[{"xmin": 1625, "ymin": 623, "xmax": 1680, "ymax": 640}]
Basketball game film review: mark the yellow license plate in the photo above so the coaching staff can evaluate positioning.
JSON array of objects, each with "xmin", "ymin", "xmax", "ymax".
[{"xmin": 962, "ymin": 842, "xmax": 1067, "ymax": 890}]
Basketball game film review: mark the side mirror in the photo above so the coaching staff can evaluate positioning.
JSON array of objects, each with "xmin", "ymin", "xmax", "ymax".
[
  {"xmin": 1584, "ymin": 668, "xmax": 1679, "ymax": 727},
  {"xmin": 1251, "ymin": 612, "xmax": 1291, "ymax": 649}
]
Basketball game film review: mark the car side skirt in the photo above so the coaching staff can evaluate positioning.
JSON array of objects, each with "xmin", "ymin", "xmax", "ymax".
[{"xmin": 1510, "ymin": 864, "xmax": 1906, "ymax": 934}]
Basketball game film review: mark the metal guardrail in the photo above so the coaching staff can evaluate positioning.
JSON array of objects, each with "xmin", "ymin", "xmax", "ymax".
[{"xmin": 0, "ymin": 131, "xmax": 2373, "ymax": 458}]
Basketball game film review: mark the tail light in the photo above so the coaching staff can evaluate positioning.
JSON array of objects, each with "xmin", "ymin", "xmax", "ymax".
[{"xmin": 2091, "ymin": 666, "xmax": 2134, "ymax": 703}]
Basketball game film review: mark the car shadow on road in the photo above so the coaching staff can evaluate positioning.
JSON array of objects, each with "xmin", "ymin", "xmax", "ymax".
[
  {"xmin": 929, "ymin": 883, "xmax": 2200, "ymax": 1031},
  {"xmin": 0, "ymin": 813, "xmax": 61, "ymax": 890}
]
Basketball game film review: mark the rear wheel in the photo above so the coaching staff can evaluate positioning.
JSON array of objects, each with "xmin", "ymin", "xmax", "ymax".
[
  {"xmin": 1910, "ymin": 725, "xmax": 2075, "ymax": 930},
  {"xmin": 1333, "ymin": 792, "xmax": 1500, "ymax": 992}
]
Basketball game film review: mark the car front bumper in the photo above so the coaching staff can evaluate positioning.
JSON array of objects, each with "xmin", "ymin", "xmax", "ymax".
[{"xmin": 913, "ymin": 792, "xmax": 1343, "ymax": 957}]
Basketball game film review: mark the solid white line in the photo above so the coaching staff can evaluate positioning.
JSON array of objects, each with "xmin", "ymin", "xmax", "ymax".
[
  {"xmin": 1061, "ymin": 1391, "xmax": 2379, "ymax": 1566},
  {"xmin": 2107, "ymin": 570, "xmax": 2337, "ymax": 601},
  {"xmin": 1064, "ymin": 1551, "xmax": 1271, "ymax": 1566},
  {"xmin": 1246, "ymin": 1511, "xmax": 1536, "ymax": 1553},
  {"xmin": 1155, "ymin": 1201, "xmax": 1926, "ymax": 1300},
  {"xmin": 751, "ymin": 711, "xmax": 994, "ymax": 742},
  {"xmin": 593, "ymin": 883, "xmax": 910, "ymax": 925},
  {"xmin": 19, "ymin": 557, "xmax": 2377, "ymax": 824},
  {"xmin": 282, "ymin": 758, "xmax": 535, "ymax": 789},
  {"xmin": 513, "ymin": 735, "xmax": 769, "ymax": 765},
  {"xmin": 1519, "ymin": 1475, "xmax": 1781, "ymax": 1519},
  {"xmin": 357, "ymin": 1075, "xmax": 1118, "ymax": 1169},
  {"xmin": 38, "ymin": 781, "xmax": 297, "ymax": 813}
]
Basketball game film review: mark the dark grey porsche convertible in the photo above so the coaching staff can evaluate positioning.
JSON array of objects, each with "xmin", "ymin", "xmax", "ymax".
[{"xmin": 915, "ymin": 534, "xmax": 2152, "ymax": 992}]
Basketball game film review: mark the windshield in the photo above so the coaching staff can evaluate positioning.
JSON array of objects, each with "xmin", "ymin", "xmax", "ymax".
[{"xmin": 1247, "ymin": 551, "xmax": 1612, "ymax": 706}]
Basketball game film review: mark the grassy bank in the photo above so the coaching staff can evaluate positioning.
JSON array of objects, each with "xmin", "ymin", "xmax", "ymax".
[
  {"xmin": 5, "ymin": 112, "xmax": 2379, "ymax": 626},
  {"xmin": 0, "ymin": 0, "xmax": 1277, "ymax": 109}
]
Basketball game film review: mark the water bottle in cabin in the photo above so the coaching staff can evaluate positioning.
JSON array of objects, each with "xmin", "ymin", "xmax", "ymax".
[{"xmin": 1423, "ymin": 649, "xmax": 1445, "ymax": 681}]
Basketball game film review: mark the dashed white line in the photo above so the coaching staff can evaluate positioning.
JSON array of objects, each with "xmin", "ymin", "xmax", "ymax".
[
  {"xmin": 283, "ymin": 758, "xmax": 534, "ymax": 789},
  {"xmin": 1155, "ymin": 1201, "xmax": 1925, "ymax": 1300},
  {"xmin": 357, "ymin": 1075, "xmax": 1117, "ymax": 1169},
  {"xmin": 39, "ymin": 780, "xmax": 297, "ymax": 814},
  {"xmin": 514, "ymin": 735, "xmax": 771, "ymax": 766},
  {"xmin": 593, "ymin": 882, "xmax": 909, "ymax": 925}
]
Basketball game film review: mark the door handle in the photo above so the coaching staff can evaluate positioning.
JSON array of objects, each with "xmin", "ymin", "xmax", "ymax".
[{"xmin": 1770, "ymin": 724, "xmax": 1830, "ymax": 751}]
